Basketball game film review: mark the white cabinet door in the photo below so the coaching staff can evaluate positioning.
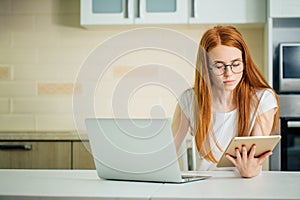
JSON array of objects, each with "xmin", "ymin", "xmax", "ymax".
[
  {"xmin": 81, "ymin": 0, "xmax": 188, "ymax": 25},
  {"xmin": 80, "ymin": 0, "xmax": 134, "ymax": 25},
  {"xmin": 135, "ymin": 0, "xmax": 188, "ymax": 24},
  {"xmin": 190, "ymin": 0, "xmax": 266, "ymax": 24},
  {"xmin": 269, "ymin": 0, "xmax": 300, "ymax": 18}
]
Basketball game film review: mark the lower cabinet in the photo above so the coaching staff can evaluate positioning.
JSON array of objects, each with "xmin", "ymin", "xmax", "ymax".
[
  {"xmin": 72, "ymin": 141, "xmax": 95, "ymax": 169},
  {"xmin": 0, "ymin": 140, "xmax": 95, "ymax": 169},
  {"xmin": 0, "ymin": 141, "xmax": 71, "ymax": 169}
]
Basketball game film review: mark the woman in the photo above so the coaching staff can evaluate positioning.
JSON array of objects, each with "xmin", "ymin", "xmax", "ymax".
[{"xmin": 172, "ymin": 25, "xmax": 280, "ymax": 178}]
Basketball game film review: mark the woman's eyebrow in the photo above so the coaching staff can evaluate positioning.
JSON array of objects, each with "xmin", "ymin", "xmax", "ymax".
[{"xmin": 213, "ymin": 58, "xmax": 243, "ymax": 63}]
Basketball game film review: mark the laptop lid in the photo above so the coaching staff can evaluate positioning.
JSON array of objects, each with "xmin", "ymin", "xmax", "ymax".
[{"xmin": 85, "ymin": 118, "xmax": 208, "ymax": 183}]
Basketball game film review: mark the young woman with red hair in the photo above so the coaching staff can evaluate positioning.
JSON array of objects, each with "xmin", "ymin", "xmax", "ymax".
[{"xmin": 172, "ymin": 25, "xmax": 280, "ymax": 178}]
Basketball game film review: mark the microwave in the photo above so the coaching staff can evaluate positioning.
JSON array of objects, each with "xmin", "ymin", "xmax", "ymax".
[{"xmin": 278, "ymin": 43, "xmax": 300, "ymax": 93}]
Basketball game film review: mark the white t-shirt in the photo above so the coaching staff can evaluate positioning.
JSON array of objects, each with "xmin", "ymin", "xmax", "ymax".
[{"xmin": 178, "ymin": 88, "xmax": 278, "ymax": 170}]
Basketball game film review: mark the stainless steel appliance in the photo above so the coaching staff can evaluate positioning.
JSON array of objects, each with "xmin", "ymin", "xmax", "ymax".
[
  {"xmin": 278, "ymin": 43, "xmax": 300, "ymax": 93},
  {"xmin": 271, "ymin": 42, "xmax": 300, "ymax": 171},
  {"xmin": 278, "ymin": 95, "xmax": 300, "ymax": 171}
]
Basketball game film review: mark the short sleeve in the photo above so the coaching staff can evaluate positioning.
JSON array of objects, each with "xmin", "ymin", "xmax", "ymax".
[
  {"xmin": 256, "ymin": 89, "xmax": 278, "ymax": 115},
  {"xmin": 178, "ymin": 88, "xmax": 195, "ymax": 129}
]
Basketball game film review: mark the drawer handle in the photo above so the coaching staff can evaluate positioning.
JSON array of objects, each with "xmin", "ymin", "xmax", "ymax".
[{"xmin": 0, "ymin": 144, "xmax": 32, "ymax": 150}]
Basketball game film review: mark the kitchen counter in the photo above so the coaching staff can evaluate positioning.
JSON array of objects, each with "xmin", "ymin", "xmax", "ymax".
[
  {"xmin": 0, "ymin": 131, "xmax": 89, "ymax": 141},
  {"xmin": 0, "ymin": 169, "xmax": 299, "ymax": 199}
]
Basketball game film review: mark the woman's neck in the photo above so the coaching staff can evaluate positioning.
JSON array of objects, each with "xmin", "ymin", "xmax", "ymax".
[{"xmin": 212, "ymin": 87, "xmax": 236, "ymax": 112}]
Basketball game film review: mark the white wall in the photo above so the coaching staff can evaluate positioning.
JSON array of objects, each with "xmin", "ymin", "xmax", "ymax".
[{"xmin": 0, "ymin": 0, "xmax": 265, "ymax": 131}]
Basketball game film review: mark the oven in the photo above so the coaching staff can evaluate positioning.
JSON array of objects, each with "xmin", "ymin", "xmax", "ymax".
[
  {"xmin": 281, "ymin": 117, "xmax": 300, "ymax": 170},
  {"xmin": 278, "ymin": 95, "xmax": 300, "ymax": 171}
]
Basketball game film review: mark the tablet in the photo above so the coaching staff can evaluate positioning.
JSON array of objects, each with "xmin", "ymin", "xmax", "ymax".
[{"xmin": 217, "ymin": 135, "xmax": 281, "ymax": 168}]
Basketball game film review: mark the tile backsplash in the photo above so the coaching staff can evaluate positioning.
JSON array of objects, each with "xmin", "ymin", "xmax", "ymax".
[
  {"xmin": 0, "ymin": 66, "xmax": 9, "ymax": 80},
  {"xmin": 0, "ymin": 0, "xmax": 265, "ymax": 131},
  {"xmin": 37, "ymin": 83, "xmax": 75, "ymax": 95}
]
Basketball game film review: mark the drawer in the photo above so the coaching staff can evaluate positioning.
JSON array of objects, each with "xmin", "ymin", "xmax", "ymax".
[
  {"xmin": 72, "ymin": 141, "xmax": 95, "ymax": 169},
  {"xmin": 0, "ymin": 141, "xmax": 71, "ymax": 169}
]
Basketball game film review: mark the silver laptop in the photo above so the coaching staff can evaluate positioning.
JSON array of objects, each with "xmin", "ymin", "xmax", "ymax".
[{"xmin": 85, "ymin": 118, "xmax": 210, "ymax": 183}]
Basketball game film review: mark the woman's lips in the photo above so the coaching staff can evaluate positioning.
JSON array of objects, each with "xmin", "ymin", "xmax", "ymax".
[{"xmin": 223, "ymin": 80, "xmax": 235, "ymax": 85}]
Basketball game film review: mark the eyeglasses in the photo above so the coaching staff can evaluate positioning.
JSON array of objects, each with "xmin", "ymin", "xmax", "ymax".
[{"xmin": 210, "ymin": 60, "xmax": 244, "ymax": 76}]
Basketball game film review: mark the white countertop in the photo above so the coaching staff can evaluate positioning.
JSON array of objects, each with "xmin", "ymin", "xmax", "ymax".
[
  {"xmin": 0, "ymin": 169, "xmax": 162, "ymax": 199},
  {"xmin": 154, "ymin": 171, "xmax": 300, "ymax": 200},
  {"xmin": 0, "ymin": 131, "xmax": 88, "ymax": 141},
  {"xmin": 0, "ymin": 169, "xmax": 299, "ymax": 200}
]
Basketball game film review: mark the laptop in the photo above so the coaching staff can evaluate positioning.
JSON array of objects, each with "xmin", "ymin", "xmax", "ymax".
[{"xmin": 85, "ymin": 118, "xmax": 210, "ymax": 183}]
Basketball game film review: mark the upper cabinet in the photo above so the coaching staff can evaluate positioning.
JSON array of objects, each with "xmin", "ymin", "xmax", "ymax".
[
  {"xmin": 269, "ymin": 0, "xmax": 300, "ymax": 18},
  {"xmin": 80, "ymin": 0, "xmax": 134, "ymax": 25},
  {"xmin": 135, "ymin": 0, "xmax": 188, "ymax": 24},
  {"xmin": 189, "ymin": 0, "xmax": 266, "ymax": 24},
  {"xmin": 80, "ymin": 0, "xmax": 266, "ymax": 26},
  {"xmin": 80, "ymin": 0, "xmax": 188, "ymax": 25}
]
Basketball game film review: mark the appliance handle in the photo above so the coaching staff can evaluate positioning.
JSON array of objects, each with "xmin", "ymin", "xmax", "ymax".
[
  {"xmin": 287, "ymin": 121, "xmax": 300, "ymax": 128},
  {"xmin": 0, "ymin": 144, "xmax": 32, "ymax": 150}
]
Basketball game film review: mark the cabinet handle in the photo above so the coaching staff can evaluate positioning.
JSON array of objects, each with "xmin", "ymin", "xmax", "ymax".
[
  {"xmin": 0, "ymin": 144, "xmax": 32, "ymax": 150},
  {"xmin": 192, "ymin": 0, "xmax": 198, "ymax": 18},
  {"xmin": 127, "ymin": 0, "xmax": 134, "ymax": 19},
  {"xmin": 138, "ymin": 0, "xmax": 143, "ymax": 18}
]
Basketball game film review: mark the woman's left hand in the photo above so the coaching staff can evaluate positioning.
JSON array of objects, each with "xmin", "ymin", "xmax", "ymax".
[{"xmin": 225, "ymin": 145, "xmax": 272, "ymax": 178}]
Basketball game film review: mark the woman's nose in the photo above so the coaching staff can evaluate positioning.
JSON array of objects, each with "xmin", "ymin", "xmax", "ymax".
[{"xmin": 223, "ymin": 65, "xmax": 233, "ymax": 76}]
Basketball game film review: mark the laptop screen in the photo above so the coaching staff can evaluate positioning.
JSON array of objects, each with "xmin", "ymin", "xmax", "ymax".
[{"xmin": 85, "ymin": 118, "xmax": 184, "ymax": 182}]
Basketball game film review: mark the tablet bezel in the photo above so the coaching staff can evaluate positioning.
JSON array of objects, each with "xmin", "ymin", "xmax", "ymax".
[{"xmin": 216, "ymin": 135, "xmax": 281, "ymax": 168}]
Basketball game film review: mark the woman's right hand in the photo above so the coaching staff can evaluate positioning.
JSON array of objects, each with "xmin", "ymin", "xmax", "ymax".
[{"xmin": 225, "ymin": 144, "xmax": 272, "ymax": 178}]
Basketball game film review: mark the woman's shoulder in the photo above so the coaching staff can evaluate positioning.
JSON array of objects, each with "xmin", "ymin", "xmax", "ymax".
[
  {"xmin": 255, "ymin": 88, "xmax": 277, "ymax": 99},
  {"xmin": 255, "ymin": 88, "xmax": 278, "ymax": 106},
  {"xmin": 182, "ymin": 88, "xmax": 194, "ymax": 95},
  {"xmin": 178, "ymin": 88, "xmax": 194, "ymax": 107},
  {"xmin": 181, "ymin": 88, "xmax": 194, "ymax": 96}
]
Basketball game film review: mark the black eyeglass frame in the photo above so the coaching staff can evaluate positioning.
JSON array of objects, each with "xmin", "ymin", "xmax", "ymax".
[{"xmin": 209, "ymin": 60, "xmax": 244, "ymax": 76}]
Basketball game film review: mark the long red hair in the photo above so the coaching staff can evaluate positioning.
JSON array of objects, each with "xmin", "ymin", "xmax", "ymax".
[{"xmin": 194, "ymin": 26, "xmax": 280, "ymax": 163}]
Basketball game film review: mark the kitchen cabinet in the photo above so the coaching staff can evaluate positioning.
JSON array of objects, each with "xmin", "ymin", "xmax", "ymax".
[
  {"xmin": 80, "ymin": 0, "xmax": 188, "ymax": 25},
  {"xmin": 80, "ymin": 0, "xmax": 133, "ymax": 25},
  {"xmin": 72, "ymin": 141, "xmax": 95, "ymax": 169},
  {"xmin": 0, "ymin": 141, "xmax": 71, "ymax": 169},
  {"xmin": 81, "ymin": 0, "xmax": 267, "ymax": 26},
  {"xmin": 190, "ymin": 0, "xmax": 266, "ymax": 24},
  {"xmin": 135, "ymin": 0, "xmax": 188, "ymax": 24},
  {"xmin": 269, "ymin": 0, "xmax": 300, "ymax": 18},
  {"xmin": 0, "ymin": 133, "xmax": 95, "ymax": 170}
]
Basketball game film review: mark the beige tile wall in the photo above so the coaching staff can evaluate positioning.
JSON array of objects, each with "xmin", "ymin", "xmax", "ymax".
[{"xmin": 0, "ymin": 0, "xmax": 265, "ymax": 131}]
